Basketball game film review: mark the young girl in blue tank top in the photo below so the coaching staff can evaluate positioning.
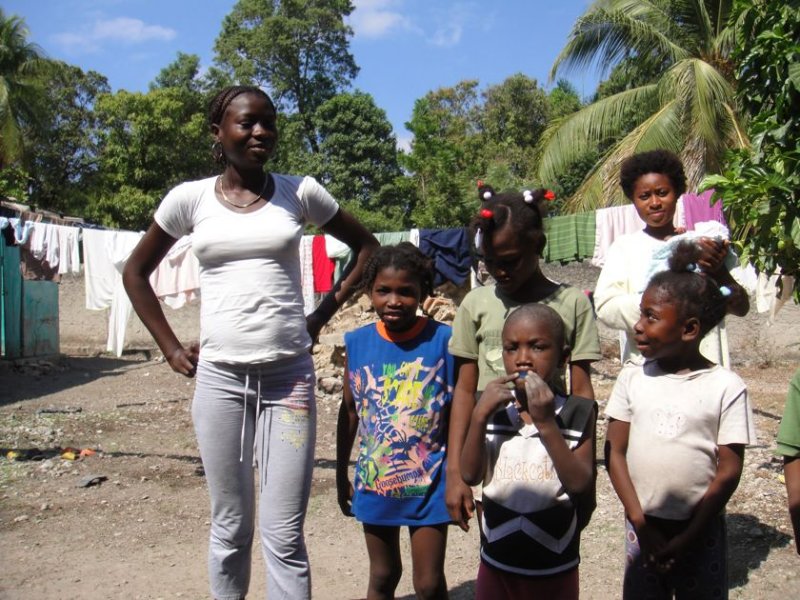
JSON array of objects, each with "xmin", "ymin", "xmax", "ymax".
[{"xmin": 337, "ymin": 242, "xmax": 454, "ymax": 599}]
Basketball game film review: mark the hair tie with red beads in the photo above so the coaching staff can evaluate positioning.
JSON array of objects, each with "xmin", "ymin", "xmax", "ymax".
[{"xmin": 544, "ymin": 190, "xmax": 556, "ymax": 201}]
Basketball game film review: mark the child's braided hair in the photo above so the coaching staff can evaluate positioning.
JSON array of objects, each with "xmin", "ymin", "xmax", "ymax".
[
  {"xmin": 647, "ymin": 240, "xmax": 730, "ymax": 335},
  {"xmin": 361, "ymin": 242, "xmax": 435, "ymax": 301},
  {"xmin": 470, "ymin": 182, "xmax": 554, "ymax": 256},
  {"xmin": 208, "ymin": 85, "xmax": 276, "ymax": 129}
]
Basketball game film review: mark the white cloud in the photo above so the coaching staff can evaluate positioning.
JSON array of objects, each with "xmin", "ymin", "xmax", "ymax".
[
  {"xmin": 425, "ymin": 2, "xmax": 478, "ymax": 48},
  {"xmin": 430, "ymin": 24, "xmax": 462, "ymax": 47},
  {"xmin": 350, "ymin": 0, "xmax": 415, "ymax": 39},
  {"xmin": 91, "ymin": 18, "xmax": 176, "ymax": 43},
  {"xmin": 51, "ymin": 17, "xmax": 176, "ymax": 54}
]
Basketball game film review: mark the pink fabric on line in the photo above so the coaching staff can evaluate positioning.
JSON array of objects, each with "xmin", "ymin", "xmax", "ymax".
[
  {"xmin": 149, "ymin": 235, "xmax": 200, "ymax": 309},
  {"xmin": 682, "ymin": 189, "xmax": 726, "ymax": 230}
]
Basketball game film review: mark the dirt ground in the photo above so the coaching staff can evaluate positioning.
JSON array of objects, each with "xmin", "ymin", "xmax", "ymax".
[{"xmin": 1, "ymin": 265, "xmax": 799, "ymax": 599}]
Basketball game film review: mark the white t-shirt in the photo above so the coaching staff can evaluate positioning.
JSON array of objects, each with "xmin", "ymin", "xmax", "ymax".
[
  {"xmin": 605, "ymin": 361, "xmax": 756, "ymax": 520},
  {"xmin": 155, "ymin": 174, "xmax": 339, "ymax": 363},
  {"xmin": 594, "ymin": 230, "xmax": 730, "ymax": 367}
]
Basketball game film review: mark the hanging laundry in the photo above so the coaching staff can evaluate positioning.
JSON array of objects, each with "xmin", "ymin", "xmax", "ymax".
[
  {"xmin": 149, "ymin": 235, "xmax": 200, "ymax": 309},
  {"xmin": 674, "ymin": 194, "xmax": 686, "ymax": 230},
  {"xmin": 25, "ymin": 222, "xmax": 81, "ymax": 275},
  {"xmin": 591, "ymin": 204, "xmax": 645, "ymax": 267},
  {"xmin": 324, "ymin": 234, "xmax": 352, "ymax": 282},
  {"xmin": 543, "ymin": 213, "xmax": 596, "ymax": 264},
  {"xmin": 375, "ymin": 231, "xmax": 410, "ymax": 246},
  {"xmin": 83, "ymin": 229, "xmax": 118, "ymax": 310},
  {"xmin": 9, "ymin": 218, "xmax": 34, "ymax": 245},
  {"xmin": 54, "ymin": 224, "xmax": 81, "ymax": 274},
  {"xmin": 311, "ymin": 235, "xmax": 335, "ymax": 293},
  {"xmin": 82, "ymin": 228, "xmax": 144, "ymax": 356},
  {"xmin": 299, "ymin": 235, "xmax": 315, "ymax": 315},
  {"xmin": 106, "ymin": 231, "xmax": 145, "ymax": 357},
  {"xmin": 682, "ymin": 189, "xmax": 726, "ymax": 230},
  {"xmin": 756, "ymin": 271, "xmax": 795, "ymax": 323},
  {"xmin": 418, "ymin": 228, "xmax": 471, "ymax": 287}
]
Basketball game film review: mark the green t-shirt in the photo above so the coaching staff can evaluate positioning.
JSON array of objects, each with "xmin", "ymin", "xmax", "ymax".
[
  {"xmin": 777, "ymin": 368, "xmax": 800, "ymax": 458},
  {"xmin": 448, "ymin": 284, "xmax": 602, "ymax": 391}
]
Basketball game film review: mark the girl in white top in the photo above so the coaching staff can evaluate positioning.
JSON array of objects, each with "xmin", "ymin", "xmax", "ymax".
[
  {"xmin": 123, "ymin": 86, "xmax": 377, "ymax": 600},
  {"xmin": 605, "ymin": 240, "xmax": 755, "ymax": 599},
  {"xmin": 594, "ymin": 150, "xmax": 749, "ymax": 367}
]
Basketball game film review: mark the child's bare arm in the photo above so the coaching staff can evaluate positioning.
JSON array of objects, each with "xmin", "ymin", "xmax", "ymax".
[
  {"xmin": 445, "ymin": 359, "xmax": 479, "ymax": 531},
  {"xmin": 569, "ymin": 360, "xmax": 595, "ymax": 400},
  {"xmin": 784, "ymin": 456, "xmax": 800, "ymax": 554},
  {"xmin": 460, "ymin": 374, "xmax": 517, "ymax": 486},
  {"xmin": 656, "ymin": 443, "xmax": 745, "ymax": 562},
  {"xmin": 696, "ymin": 237, "xmax": 749, "ymax": 317},
  {"xmin": 524, "ymin": 373, "xmax": 595, "ymax": 493},
  {"xmin": 605, "ymin": 419, "xmax": 642, "ymax": 522},
  {"xmin": 335, "ymin": 356, "xmax": 358, "ymax": 516}
]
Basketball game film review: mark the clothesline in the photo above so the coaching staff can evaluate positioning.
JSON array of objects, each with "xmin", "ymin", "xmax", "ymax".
[{"xmin": 8, "ymin": 190, "xmax": 788, "ymax": 359}]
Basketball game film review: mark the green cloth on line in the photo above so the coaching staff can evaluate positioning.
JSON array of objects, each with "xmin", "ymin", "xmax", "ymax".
[
  {"xmin": 543, "ymin": 213, "xmax": 596, "ymax": 264},
  {"xmin": 375, "ymin": 231, "xmax": 410, "ymax": 246}
]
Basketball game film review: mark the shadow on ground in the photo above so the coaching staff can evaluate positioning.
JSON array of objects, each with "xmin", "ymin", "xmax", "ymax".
[
  {"xmin": 398, "ymin": 579, "xmax": 475, "ymax": 599},
  {"xmin": 728, "ymin": 512, "xmax": 792, "ymax": 589},
  {"xmin": 0, "ymin": 353, "xmax": 153, "ymax": 406}
]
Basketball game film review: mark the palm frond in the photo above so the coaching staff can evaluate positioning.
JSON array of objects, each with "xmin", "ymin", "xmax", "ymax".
[
  {"xmin": 538, "ymin": 84, "xmax": 660, "ymax": 182},
  {"xmin": 551, "ymin": 0, "xmax": 691, "ymax": 80},
  {"xmin": 562, "ymin": 100, "xmax": 681, "ymax": 211}
]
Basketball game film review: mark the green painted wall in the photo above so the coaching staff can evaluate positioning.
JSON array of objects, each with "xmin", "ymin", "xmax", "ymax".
[{"xmin": 1, "ymin": 244, "xmax": 59, "ymax": 358}]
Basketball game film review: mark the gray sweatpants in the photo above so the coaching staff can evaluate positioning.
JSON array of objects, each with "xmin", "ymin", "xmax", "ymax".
[{"xmin": 192, "ymin": 354, "xmax": 316, "ymax": 600}]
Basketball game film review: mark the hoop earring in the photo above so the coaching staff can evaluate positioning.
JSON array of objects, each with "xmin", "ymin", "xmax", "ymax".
[{"xmin": 211, "ymin": 140, "xmax": 226, "ymax": 165}]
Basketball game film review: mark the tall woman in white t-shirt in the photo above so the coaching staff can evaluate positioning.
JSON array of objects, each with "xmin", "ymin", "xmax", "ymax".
[
  {"xmin": 123, "ymin": 85, "xmax": 378, "ymax": 600},
  {"xmin": 593, "ymin": 149, "xmax": 748, "ymax": 367}
]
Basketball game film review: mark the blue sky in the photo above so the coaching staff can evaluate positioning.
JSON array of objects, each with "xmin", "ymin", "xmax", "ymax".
[{"xmin": 7, "ymin": 0, "xmax": 600, "ymax": 148}]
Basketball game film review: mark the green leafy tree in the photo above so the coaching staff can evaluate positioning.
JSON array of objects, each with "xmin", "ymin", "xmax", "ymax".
[
  {"xmin": 403, "ymin": 75, "xmax": 578, "ymax": 226},
  {"xmin": 478, "ymin": 74, "xmax": 549, "ymax": 188},
  {"xmin": 91, "ymin": 88, "xmax": 213, "ymax": 229},
  {"xmin": 547, "ymin": 79, "xmax": 582, "ymax": 120},
  {"xmin": 540, "ymin": 0, "xmax": 748, "ymax": 211},
  {"xmin": 311, "ymin": 91, "xmax": 408, "ymax": 231},
  {"xmin": 702, "ymin": 0, "xmax": 800, "ymax": 300},
  {"xmin": 403, "ymin": 81, "xmax": 484, "ymax": 228},
  {"xmin": 150, "ymin": 52, "xmax": 234, "ymax": 115},
  {"xmin": 543, "ymin": 80, "xmax": 598, "ymax": 204},
  {"xmin": 214, "ymin": 0, "xmax": 358, "ymax": 152},
  {"xmin": 24, "ymin": 61, "xmax": 109, "ymax": 214},
  {"xmin": 0, "ymin": 162, "xmax": 29, "ymax": 200},
  {"xmin": 0, "ymin": 9, "xmax": 46, "ymax": 167}
]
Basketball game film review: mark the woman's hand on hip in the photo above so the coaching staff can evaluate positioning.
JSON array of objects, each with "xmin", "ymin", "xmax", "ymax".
[{"xmin": 166, "ymin": 342, "xmax": 199, "ymax": 377}]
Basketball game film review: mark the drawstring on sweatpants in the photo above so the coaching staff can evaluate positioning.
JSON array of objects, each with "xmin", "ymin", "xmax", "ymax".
[
  {"xmin": 239, "ymin": 370, "xmax": 250, "ymax": 463},
  {"xmin": 239, "ymin": 368, "xmax": 264, "ymax": 465},
  {"xmin": 254, "ymin": 377, "xmax": 261, "ymax": 467}
]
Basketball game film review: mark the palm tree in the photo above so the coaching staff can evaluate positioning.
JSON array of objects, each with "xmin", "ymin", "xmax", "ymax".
[
  {"xmin": 539, "ymin": 0, "xmax": 748, "ymax": 211},
  {"xmin": 0, "ymin": 9, "xmax": 46, "ymax": 167}
]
